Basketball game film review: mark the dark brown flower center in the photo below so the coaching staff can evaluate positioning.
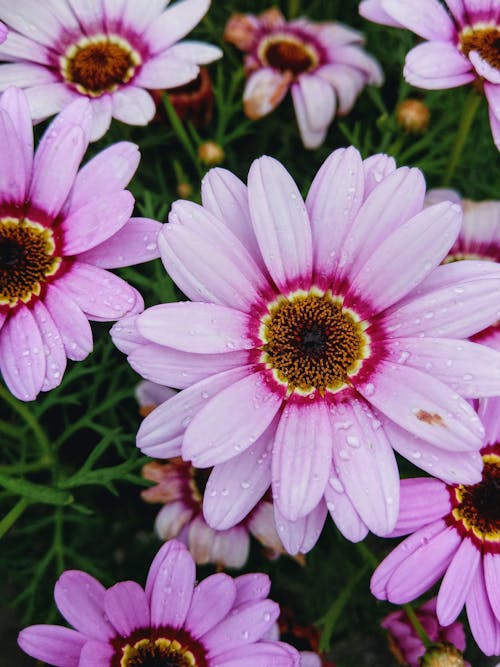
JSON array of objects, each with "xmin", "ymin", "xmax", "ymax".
[
  {"xmin": 259, "ymin": 34, "xmax": 318, "ymax": 75},
  {"xmin": 121, "ymin": 638, "xmax": 197, "ymax": 667},
  {"xmin": 451, "ymin": 452, "xmax": 500, "ymax": 543},
  {"xmin": 460, "ymin": 26, "xmax": 500, "ymax": 70},
  {"xmin": 0, "ymin": 217, "xmax": 61, "ymax": 308},
  {"xmin": 260, "ymin": 290, "xmax": 369, "ymax": 395},
  {"xmin": 61, "ymin": 36, "xmax": 141, "ymax": 96}
]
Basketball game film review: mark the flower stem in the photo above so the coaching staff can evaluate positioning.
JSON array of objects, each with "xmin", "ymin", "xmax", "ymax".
[
  {"xmin": 288, "ymin": 0, "xmax": 300, "ymax": 18},
  {"xmin": 442, "ymin": 90, "xmax": 482, "ymax": 187},
  {"xmin": 0, "ymin": 497, "xmax": 29, "ymax": 539},
  {"xmin": 403, "ymin": 603, "xmax": 433, "ymax": 648}
]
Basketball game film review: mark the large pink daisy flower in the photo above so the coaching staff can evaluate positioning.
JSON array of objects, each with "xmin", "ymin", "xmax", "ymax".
[
  {"xmin": 0, "ymin": 87, "xmax": 161, "ymax": 401},
  {"xmin": 112, "ymin": 147, "xmax": 500, "ymax": 555},
  {"xmin": 359, "ymin": 0, "xmax": 500, "ymax": 150},
  {"xmin": 224, "ymin": 8, "xmax": 383, "ymax": 148},
  {"xmin": 371, "ymin": 434, "xmax": 500, "ymax": 656},
  {"xmin": 18, "ymin": 538, "xmax": 299, "ymax": 666},
  {"xmin": 0, "ymin": 0, "xmax": 222, "ymax": 141}
]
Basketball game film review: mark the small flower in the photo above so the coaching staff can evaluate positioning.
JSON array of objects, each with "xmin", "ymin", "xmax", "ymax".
[
  {"xmin": 371, "ymin": 435, "xmax": 500, "ymax": 656},
  {"xmin": 419, "ymin": 643, "xmax": 466, "ymax": 667},
  {"xmin": 381, "ymin": 598, "xmax": 467, "ymax": 667},
  {"xmin": 0, "ymin": 0, "xmax": 222, "ymax": 141},
  {"xmin": 395, "ymin": 99, "xmax": 430, "ymax": 133},
  {"xmin": 0, "ymin": 88, "xmax": 161, "ymax": 401},
  {"xmin": 18, "ymin": 538, "xmax": 300, "ymax": 666},
  {"xmin": 359, "ymin": 0, "xmax": 500, "ymax": 151},
  {"xmin": 138, "ymin": 380, "xmax": 287, "ymax": 568},
  {"xmin": 224, "ymin": 8, "xmax": 383, "ymax": 148},
  {"xmin": 113, "ymin": 148, "xmax": 500, "ymax": 555}
]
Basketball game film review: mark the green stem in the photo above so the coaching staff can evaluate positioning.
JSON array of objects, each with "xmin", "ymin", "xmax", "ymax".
[
  {"xmin": 0, "ymin": 459, "xmax": 51, "ymax": 475},
  {"xmin": 0, "ymin": 384, "xmax": 52, "ymax": 464},
  {"xmin": 442, "ymin": 90, "xmax": 481, "ymax": 186},
  {"xmin": 53, "ymin": 507, "xmax": 65, "ymax": 573},
  {"xmin": 288, "ymin": 0, "xmax": 300, "ymax": 18},
  {"xmin": 0, "ymin": 497, "xmax": 29, "ymax": 539},
  {"xmin": 403, "ymin": 603, "xmax": 433, "ymax": 649},
  {"xmin": 356, "ymin": 541, "xmax": 380, "ymax": 569}
]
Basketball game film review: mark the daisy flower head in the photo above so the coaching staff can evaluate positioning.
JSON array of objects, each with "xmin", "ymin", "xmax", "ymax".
[
  {"xmin": 381, "ymin": 598, "xmax": 468, "ymax": 667},
  {"xmin": 223, "ymin": 8, "xmax": 383, "ymax": 148},
  {"xmin": 371, "ymin": 427, "xmax": 500, "ymax": 656},
  {"xmin": 138, "ymin": 380, "xmax": 287, "ymax": 569},
  {"xmin": 0, "ymin": 0, "xmax": 222, "ymax": 141},
  {"xmin": 0, "ymin": 87, "xmax": 162, "ymax": 401},
  {"xmin": 18, "ymin": 538, "xmax": 300, "ymax": 666},
  {"xmin": 359, "ymin": 0, "xmax": 500, "ymax": 150},
  {"xmin": 112, "ymin": 147, "xmax": 500, "ymax": 556}
]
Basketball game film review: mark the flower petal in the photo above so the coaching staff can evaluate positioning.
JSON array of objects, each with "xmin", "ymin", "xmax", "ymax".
[
  {"xmin": 243, "ymin": 67, "xmax": 290, "ymax": 119},
  {"xmin": 233, "ymin": 573, "xmax": 271, "ymax": 606},
  {"xmin": 0, "ymin": 86, "xmax": 33, "ymax": 183},
  {"xmin": 382, "ymin": 0, "xmax": 456, "ymax": 40},
  {"xmin": 111, "ymin": 86, "xmax": 155, "ymax": 125},
  {"xmin": 291, "ymin": 81, "xmax": 328, "ymax": 149},
  {"xmin": 183, "ymin": 371, "xmax": 283, "ymax": 466},
  {"xmin": 88, "ymin": 95, "xmax": 113, "ymax": 142},
  {"xmin": 213, "ymin": 641, "xmax": 299, "ymax": 667},
  {"xmin": 391, "ymin": 478, "xmax": 450, "ymax": 538},
  {"xmin": 466, "ymin": 559, "xmax": 500, "ymax": 656},
  {"xmin": 248, "ymin": 156, "xmax": 313, "ymax": 290},
  {"xmin": 134, "ymin": 53, "xmax": 199, "ymax": 88},
  {"xmin": 167, "ymin": 40, "xmax": 222, "ymax": 64},
  {"xmin": 437, "ymin": 537, "xmax": 480, "ymax": 625},
  {"xmin": 150, "ymin": 542, "xmax": 195, "ymax": 628},
  {"xmin": 0, "ymin": 108, "xmax": 29, "ymax": 203},
  {"xmin": 296, "ymin": 73, "xmax": 336, "ymax": 133},
  {"xmin": 273, "ymin": 500, "xmax": 327, "ymax": 555},
  {"xmin": 17, "ymin": 625, "xmax": 85, "ymax": 667},
  {"xmin": 469, "ymin": 49, "xmax": 500, "ymax": 84},
  {"xmin": 44, "ymin": 283, "xmax": 93, "ymax": 361},
  {"xmin": 143, "ymin": 0, "xmax": 210, "ymax": 53},
  {"xmin": 104, "ymin": 581, "xmax": 150, "ymax": 636},
  {"xmin": 25, "ymin": 82, "xmax": 77, "ymax": 123},
  {"xmin": 484, "ymin": 551, "xmax": 500, "ymax": 622},
  {"xmin": 316, "ymin": 64, "xmax": 364, "ymax": 115},
  {"xmin": 324, "ymin": 469, "xmax": 369, "ymax": 542},
  {"xmin": 184, "ymin": 573, "xmax": 236, "ymax": 639},
  {"xmin": 78, "ymin": 641, "xmax": 114, "ymax": 667},
  {"xmin": 31, "ymin": 300, "xmax": 66, "ymax": 392},
  {"xmin": 188, "ymin": 517, "xmax": 249, "ymax": 568},
  {"xmin": 404, "ymin": 42, "xmax": 474, "ymax": 89}
]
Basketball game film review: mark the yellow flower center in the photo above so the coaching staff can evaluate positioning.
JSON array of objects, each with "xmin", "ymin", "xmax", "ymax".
[
  {"xmin": 460, "ymin": 24, "xmax": 500, "ymax": 70},
  {"xmin": 120, "ymin": 637, "xmax": 199, "ymax": 667}
]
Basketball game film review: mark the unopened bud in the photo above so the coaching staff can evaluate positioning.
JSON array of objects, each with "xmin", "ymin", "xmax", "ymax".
[
  {"xmin": 198, "ymin": 141, "xmax": 225, "ymax": 166},
  {"xmin": 396, "ymin": 99, "xmax": 430, "ymax": 134},
  {"xmin": 177, "ymin": 182, "xmax": 193, "ymax": 199},
  {"xmin": 419, "ymin": 643, "xmax": 465, "ymax": 667}
]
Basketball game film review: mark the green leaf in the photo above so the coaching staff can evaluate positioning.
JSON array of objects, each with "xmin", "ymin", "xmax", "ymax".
[{"xmin": 0, "ymin": 473, "xmax": 73, "ymax": 506}]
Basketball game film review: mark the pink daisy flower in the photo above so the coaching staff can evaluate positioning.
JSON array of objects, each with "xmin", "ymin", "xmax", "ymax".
[
  {"xmin": 0, "ymin": 87, "xmax": 161, "ymax": 401},
  {"xmin": 359, "ymin": 0, "xmax": 500, "ymax": 150},
  {"xmin": 137, "ymin": 380, "xmax": 289, "ymax": 569},
  {"xmin": 223, "ymin": 8, "xmax": 383, "ymax": 148},
  {"xmin": 381, "ymin": 598, "xmax": 468, "ymax": 667},
  {"xmin": 18, "ymin": 538, "xmax": 300, "ymax": 666},
  {"xmin": 0, "ymin": 0, "xmax": 222, "ymax": 141},
  {"xmin": 371, "ymin": 436, "xmax": 500, "ymax": 656},
  {"xmin": 112, "ymin": 147, "xmax": 500, "ymax": 555}
]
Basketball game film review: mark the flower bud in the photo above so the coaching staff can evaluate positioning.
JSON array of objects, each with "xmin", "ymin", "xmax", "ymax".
[
  {"xmin": 198, "ymin": 140, "xmax": 225, "ymax": 166},
  {"xmin": 419, "ymin": 643, "xmax": 466, "ymax": 667},
  {"xmin": 396, "ymin": 99, "xmax": 430, "ymax": 133},
  {"xmin": 177, "ymin": 182, "xmax": 193, "ymax": 199}
]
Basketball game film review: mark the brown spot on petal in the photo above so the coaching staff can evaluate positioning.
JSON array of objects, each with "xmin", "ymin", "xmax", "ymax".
[
  {"xmin": 416, "ymin": 410, "xmax": 445, "ymax": 427},
  {"xmin": 139, "ymin": 404, "xmax": 156, "ymax": 418},
  {"xmin": 244, "ymin": 70, "xmax": 291, "ymax": 119}
]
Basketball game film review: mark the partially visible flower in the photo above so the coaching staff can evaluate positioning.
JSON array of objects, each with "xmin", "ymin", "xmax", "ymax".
[
  {"xmin": 371, "ymin": 436, "xmax": 500, "ymax": 655},
  {"xmin": 381, "ymin": 598, "xmax": 467, "ymax": 666},
  {"xmin": 168, "ymin": 67, "xmax": 214, "ymax": 126},
  {"xmin": 395, "ymin": 98, "xmax": 430, "ymax": 133},
  {"xmin": 0, "ymin": 88, "xmax": 161, "ymax": 401},
  {"xmin": 112, "ymin": 148, "xmax": 500, "ymax": 556},
  {"xmin": 18, "ymin": 539, "xmax": 300, "ymax": 666},
  {"xmin": 138, "ymin": 380, "xmax": 287, "ymax": 568},
  {"xmin": 0, "ymin": 0, "xmax": 222, "ymax": 141},
  {"xmin": 224, "ymin": 8, "xmax": 383, "ymax": 148},
  {"xmin": 273, "ymin": 607, "xmax": 336, "ymax": 667},
  {"xmin": 0, "ymin": 23, "xmax": 6, "ymax": 44},
  {"xmin": 420, "ymin": 643, "xmax": 466, "ymax": 667},
  {"xmin": 359, "ymin": 0, "xmax": 500, "ymax": 151},
  {"xmin": 198, "ymin": 140, "xmax": 225, "ymax": 166}
]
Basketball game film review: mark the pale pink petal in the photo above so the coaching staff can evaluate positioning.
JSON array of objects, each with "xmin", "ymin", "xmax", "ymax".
[
  {"xmin": 243, "ymin": 67, "xmax": 290, "ymax": 119},
  {"xmin": 478, "ymin": 396, "xmax": 500, "ymax": 446},
  {"xmin": 300, "ymin": 651, "xmax": 322, "ymax": 667},
  {"xmin": 88, "ymin": 95, "xmax": 113, "ymax": 142},
  {"xmin": 145, "ymin": 540, "xmax": 187, "ymax": 601},
  {"xmin": 324, "ymin": 469, "xmax": 369, "ymax": 543},
  {"xmin": 316, "ymin": 64, "xmax": 364, "ymax": 115},
  {"xmin": 0, "ymin": 31, "xmax": 52, "ymax": 64},
  {"xmin": 349, "ymin": 201, "xmax": 461, "ymax": 313},
  {"xmin": 425, "ymin": 187, "xmax": 462, "ymax": 207},
  {"xmin": 484, "ymin": 552, "xmax": 500, "ymax": 622},
  {"xmin": 247, "ymin": 501, "xmax": 285, "ymax": 554},
  {"xmin": 67, "ymin": 0, "xmax": 105, "ymax": 31},
  {"xmin": 67, "ymin": 142, "xmax": 139, "ymax": 214},
  {"xmin": 404, "ymin": 42, "xmax": 475, "ymax": 89},
  {"xmin": 183, "ymin": 371, "xmax": 284, "ymax": 467},
  {"xmin": 248, "ymin": 156, "xmax": 313, "ymax": 290},
  {"xmin": 485, "ymin": 82, "xmax": 500, "ymax": 122},
  {"xmin": 60, "ymin": 191, "xmax": 134, "ymax": 255},
  {"xmin": 0, "ymin": 86, "xmax": 33, "ymax": 180},
  {"xmin": 120, "ymin": 0, "xmax": 168, "ymax": 33},
  {"xmin": 56, "ymin": 263, "xmax": 140, "ymax": 320},
  {"xmin": 386, "ymin": 336, "xmax": 500, "ymax": 398},
  {"xmin": 331, "ymin": 398, "xmax": 400, "ymax": 535},
  {"xmin": 0, "ymin": 62, "xmax": 56, "ymax": 91},
  {"xmin": 0, "ymin": 308, "xmax": 45, "ymax": 401},
  {"xmin": 203, "ymin": 424, "xmax": 273, "ymax": 529},
  {"xmin": 314, "ymin": 22, "xmax": 364, "ymax": 45},
  {"xmin": 78, "ymin": 641, "xmax": 114, "ymax": 667},
  {"xmin": 31, "ymin": 300, "xmax": 66, "ymax": 392},
  {"xmin": 143, "ymin": 0, "xmax": 210, "ymax": 53},
  {"xmin": 362, "ymin": 153, "xmax": 397, "ymax": 196},
  {"xmin": 25, "ymin": 83, "xmax": 77, "ymax": 123},
  {"xmin": 328, "ymin": 45, "xmax": 383, "ymax": 84},
  {"xmin": 129, "ymin": 343, "xmax": 250, "ymax": 389},
  {"xmin": 104, "ymin": 581, "xmax": 150, "ymax": 635},
  {"xmin": 134, "ymin": 53, "xmax": 199, "ymax": 88},
  {"xmin": 189, "ymin": 518, "xmax": 249, "ymax": 568},
  {"xmin": 136, "ymin": 366, "xmax": 251, "ymax": 458},
  {"xmin": 383, "ymin": 0, "xmax": 456, "ymax": 40},
  {"xmin": 17, "ymin": 625, "xmax": 85, "ymax": 667},
  {"xmin": 154, "ymin": 502, "xmax": 193, "ymax": 540},
  {"xmin": 185, "ymin": 573, "xmax": 236, "ymax": 639},
  {"xmin": 150, "ymin": 543, "xmax": 195, "ymax": 628},
  {"xmin": 486, "ymin": 84, "xmax": 500, "ymax": 150},
  {"xmin": 272, "ymin": 401, "xmax": 332, "ymax": 521},
  {"xmin": 291, "ymin": 81, "xmax": 329, "ymax": 149},
  {"xmin": 111, "ymin": 86, "xmax": 156, "ymax": 125},
  {"xmin": 273, "ymin": 501, "xmax": 327, "ymax": 555},
  {"xmin": 143, "ymin": 297, "xmax": 254, "ymax": 349},
  {"xmin": 391, "ymin": 478, "xmax": 450, "ymax": 537},
  {"xmin": 79, "ymin": 217, "xmax": 161, "ymax": 269},
  {"xmin": 385, "ymin": 419, "xmax": 483, "ymax": 484},
  {"xmin": 233, "ymin": 573, "xmax": 271, "ymax": 606},
  {"xmin": 359, "ymin": 0, "xmax": 405, "ymax": 27},
  {"xmin": 437, "ymin": 537, "xmax": 480, "ymax": 625},
  {"xmin": 466, "ymin": 559, "xmax": 500, "ymax": 656},
  {"xmin": 296, "ymin": 73, "xmax": 336, "ymax": 133},
  {"xmin": 44, "ymin": 283, "xmax": 93, "ymax": 361},
  {"xmin": 0, "ymin": 1, "xmax": 64, "ymax": 46},
  {"xmin": 306, "ymin": 146, "xmax": 364, "ymax": 283},
  {"xmin": 203, "ymin": 600, "xmax": 279, "ymax": 657},
  {"xmin": 469, "ymin": 50, "xmax": 500, "ymax": 84},
  {"xmin": 0, "ymin": 108, "xmax": 29, "ymax": 203},
  {"xmin": 167, "ymin": 41, "xmax": 222, "ymax": 64},
  {"xmin": 356, "ymin": 361, "xmax": 484, "ymax": 451},
  {"xmin": 54, "ymin": 570, "xmax": 113, "ymax": 641},
  {"xmin": 213, "ymin": 641, "xmax": 299, "ymax": 666},
  {"xmin": 110, "ymin": 314, "xmax": 147, "ymax": 355}
]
